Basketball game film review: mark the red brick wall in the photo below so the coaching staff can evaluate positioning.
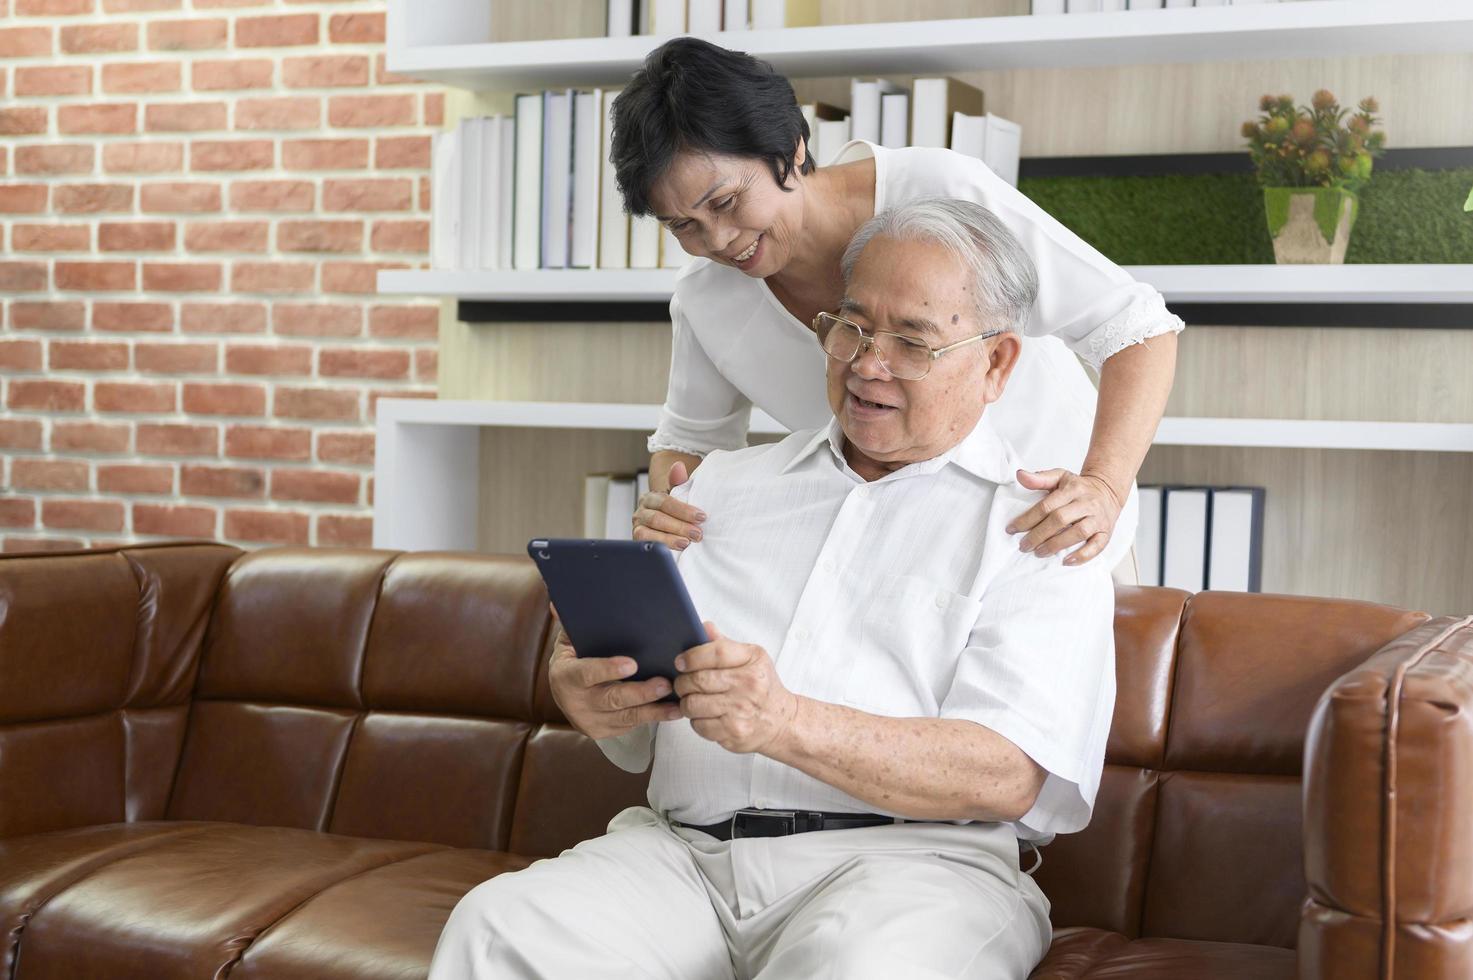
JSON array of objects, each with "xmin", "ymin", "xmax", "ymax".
[{"xmin": 0, "ymin": 0, "xmax": 440, "ymax": 552}]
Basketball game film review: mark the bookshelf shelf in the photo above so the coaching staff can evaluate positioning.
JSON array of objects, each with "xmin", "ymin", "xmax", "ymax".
[
  {"xmin": 386, "ymin": 0, "xmax": 1473, "ymax": 91},
  {"xmin": 372, "ymin": 398, "xmax": 1473, "ymax": 550},
  {"xmin": 379, "ymin": 264, "xmax": 1473, "ymax": 305}
]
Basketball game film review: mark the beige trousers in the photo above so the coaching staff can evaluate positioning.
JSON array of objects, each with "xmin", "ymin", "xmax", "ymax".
[{"xmin": 429, "ymin": 806, "xmax": 1052, "ymax": 980}]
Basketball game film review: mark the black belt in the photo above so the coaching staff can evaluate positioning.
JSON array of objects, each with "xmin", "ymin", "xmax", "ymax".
[{"xmin": 674, "ymin": 808, "xmax": 902, "ymax": 841}]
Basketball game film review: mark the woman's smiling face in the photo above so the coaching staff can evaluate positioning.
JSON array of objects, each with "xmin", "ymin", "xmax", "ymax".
[{"xmin": 646, "ymin": 146, "xmax": 808, "ymax": 278}]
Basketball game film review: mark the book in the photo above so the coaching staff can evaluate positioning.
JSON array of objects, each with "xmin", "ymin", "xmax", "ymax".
[
  {"xmin": 982, "ymin": 113, "xmax": 1022, "ymax": 187},
  {"xmin": 724, "ymin": 0, "xmax": 749, "ymax": 30},
  {"xmin": 584, "ymin": 474, "xmax": 611, "ymax": 537},
  {"xmin": 1162, "ymin": 487, "xmax": 1210, "ymax": 592},
  {"xmin": 880, "ymin": 93, "xmax": 909, "ymax": 149},
  {"xmin": 1032, "ymin": 0, "xmax": 1066, "ymax": 11},
  {"xmin": 1207, "ymin": 488, "xmax": 1265, "ymax": 592},
  {"xmin": 651, "ymin": 0, "xmax": 685, "ymax": 33},
  {"xmin": 636, "ymin": 470, "xmax": 651, "ymax": 501},
  {"xmin": 688, "ymin": 0, "xmax": 722, "ymax": 33},
  {"xmin": 1164, "ymin": 0, "xmax": 1192, "ymax": 6},
  {"xmin": 477, "ymin": 116, "xmax": 504, "ymax": 269},
  {"xmin": 801, "ymin": 102, "xmax": 847, "ymax": 167},
  {"xmin": 1194, "ymin": 0, "xmax": 1229, "ymax": 5},
  {"xmin": 606, "ymin": 0, "xmax": 637, "ymax": 36},
  {"xmin": 598, "ymin": 90, "xmax": 630, "ymax": 269},
  {"xmin": 850, "ymin": 79, "xmax": 904, "ymax": 145},
  {"xmin": 750, "ymin": 0, "xmax": 819, "ymax": 28},
  {"xmin": 1126, "ymin": 0, "xmax": 1163, "ymax": 7},
  {"xmin": 513, "ymin": 93, "xmax": 543, "ymax": 270},
  {"xmin": 1136, "ymin": 486, "xmax": 1163, "ymax": 586},
  {"xmin": 431, "ymin": 127, "xmax": 461, "ymax": 268},
  {"xmin": 605, "ymin": 477, "xmax": 637, "ymax": 539},
  {"xmin": 1101, "ymin": 0, "xmax": 1127, "ymax": 9},
  {"xmin": 1067, "ymin": 0, "xmax": 1103, "ymax": 10},
  {"xmin": 458, "ymin": 117, "xmax": 482, "ymax": 270},
  {"xmin": 950, "ymin": 112, "xmax": 986, "ymax": 159},
  {"xmin": 660, "ymin": 225, "xmax": 685, "ymax": 268},
  {"xmin": 497, "ymin": 116, "xmax": 515, "ymax": 269},
  {"xmin": 570, "ymin": 91, "xmax": 601, "ymax": 268},
  {"xmin": 816, "ymin": 117, "xmax": 852, "ymax": 167},
  {"xmin": 629, "ymin": 213, "xmax": 661, "ymax": 268},
  {"xmin": 911, "ymin": 77, "xmax": 983, "ymax": 149},
  {"xmin": 541, "ymin": 90, "xmax": 573, "ymax": 269}
]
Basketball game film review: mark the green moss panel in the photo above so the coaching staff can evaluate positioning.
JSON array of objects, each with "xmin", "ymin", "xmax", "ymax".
[{"xmin": 1019, "ymin": 168, "xmax": 1473, "ymax": 265}]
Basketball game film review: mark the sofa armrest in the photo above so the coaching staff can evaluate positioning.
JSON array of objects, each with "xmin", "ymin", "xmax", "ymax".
[{"xmin": 1300, "ymin": 614, "xmax": 1473, "ymax": 979}]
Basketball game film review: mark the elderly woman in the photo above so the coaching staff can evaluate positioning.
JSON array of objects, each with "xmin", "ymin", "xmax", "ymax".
[{"xmin": 611, "ymin": 38, "xmax": 1182, "ymax": 573}]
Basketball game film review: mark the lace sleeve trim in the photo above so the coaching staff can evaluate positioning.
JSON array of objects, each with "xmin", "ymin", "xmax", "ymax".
[
  {"xmin": 1083, "ymin": 292, "xmax": 1185, "ymax": 372},
  {"xmin": 646, "ymin": 433, "xmax": 714, "ymax": 457}
]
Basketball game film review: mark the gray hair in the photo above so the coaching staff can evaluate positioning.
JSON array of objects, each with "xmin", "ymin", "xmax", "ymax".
[{"xmin": 839, "ymin": 197, "xmax": 1038, "ymax": 333}]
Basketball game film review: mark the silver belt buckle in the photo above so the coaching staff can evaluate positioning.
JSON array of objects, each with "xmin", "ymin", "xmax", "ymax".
[{"xmin": 732, "ymin": 808, "xmax": 797, "ymax": 838}]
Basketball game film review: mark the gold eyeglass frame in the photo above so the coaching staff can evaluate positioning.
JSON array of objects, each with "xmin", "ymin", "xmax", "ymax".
[{"xmin": 811, "ymin": 311, "xmax": 1003, "ymax": 381}]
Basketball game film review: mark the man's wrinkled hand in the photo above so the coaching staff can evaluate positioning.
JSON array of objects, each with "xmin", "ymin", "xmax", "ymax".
[
  {"xmin": 547, "ymin": 612, "xmax": 683, "ymax": 740},
  {"xmin": 674, "ymin": 622, "xmax": 799, "ymax": 755}
]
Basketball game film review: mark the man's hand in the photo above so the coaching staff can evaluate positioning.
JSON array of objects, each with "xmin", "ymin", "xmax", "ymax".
[
  {"xmin": 674, "ymin": 623, "xmax": 799, "ymax": 755},
  {"xmin": 547, "ymin": 616, "xmax": 683, "ymax": 740}
]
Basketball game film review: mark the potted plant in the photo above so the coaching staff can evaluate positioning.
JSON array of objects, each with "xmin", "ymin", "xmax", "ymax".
[{"xmin": 1242, "ymin": 91, "xmax": 1386, "ymax": 264}]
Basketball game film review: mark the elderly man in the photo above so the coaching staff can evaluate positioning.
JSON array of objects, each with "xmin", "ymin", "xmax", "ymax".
[{"xmin": 430, "ymin": 198, "xmax": 1117, "ymax": 980}]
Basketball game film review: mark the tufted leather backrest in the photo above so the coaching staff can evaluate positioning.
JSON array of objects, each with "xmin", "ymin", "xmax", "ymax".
[{"xmin": 1034, "ymin": 586, "xmax": 1427, "ymax": 949}]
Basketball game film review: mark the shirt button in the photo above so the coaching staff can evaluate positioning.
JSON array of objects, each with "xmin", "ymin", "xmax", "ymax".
[
  {"xmin": 794, "ymin": 628, "xmax": 810, "ymax": 642},
  {"xmin": 934, "ymin": 593, "xmax": 949, "ymax": 609},
  {"xmin": 821, "ymin": 558, "xmax": 837, "ymax": 574}
]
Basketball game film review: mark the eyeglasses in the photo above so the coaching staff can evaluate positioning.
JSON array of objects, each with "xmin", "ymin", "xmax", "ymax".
[{"xmin": 811, "ymin": 312, "xmax": 1003, "ymax": 382}]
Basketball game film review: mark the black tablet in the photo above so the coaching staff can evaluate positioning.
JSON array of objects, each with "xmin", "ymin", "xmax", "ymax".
[{"xmin": 528, "ymin": 539, "xmax": 707, "ymax": 699}]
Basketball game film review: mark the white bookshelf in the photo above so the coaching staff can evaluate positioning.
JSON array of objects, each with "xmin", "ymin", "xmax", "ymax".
[
  {"xmin": 386, "ymin": 0, "xmax": 1473, "ymax": 90},
  {"xmin": 379, "ymin": 264, "xmax": 1473, "ymax": 305},
  {"xmin": 372, "ymin": 398, "xmax": 1473, "ymax": 550}
]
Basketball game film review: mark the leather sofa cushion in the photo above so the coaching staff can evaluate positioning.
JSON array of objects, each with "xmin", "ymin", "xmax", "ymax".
[
  {"xmin": 1029, "ymin": 927, "xmax": 1295, "ymax": 979},
  {"xmin": 4, "ymin": 821, "xmax": 533, "ymax": 980}
]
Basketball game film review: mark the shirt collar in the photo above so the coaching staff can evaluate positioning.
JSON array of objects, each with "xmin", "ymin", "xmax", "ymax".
[{"xmin": 781, "ymin": 410, "xmax": 1019, "ymax": 488}]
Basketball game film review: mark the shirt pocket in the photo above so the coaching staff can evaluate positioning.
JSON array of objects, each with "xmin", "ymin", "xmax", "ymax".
[{"xmin": 845, "ymin": 574, "xmax": 983, "ymax": 712}]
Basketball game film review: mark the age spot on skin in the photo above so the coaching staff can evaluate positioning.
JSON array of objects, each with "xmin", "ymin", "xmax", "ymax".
[{"xmin": 951, "ymin": 314, "xmax": 959, "ymax": 324}]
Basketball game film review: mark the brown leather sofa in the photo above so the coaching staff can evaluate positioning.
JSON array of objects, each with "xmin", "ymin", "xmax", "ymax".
[{"xmin": 1, "ymin": 542, "xmax": 1468, "ymax": 979}]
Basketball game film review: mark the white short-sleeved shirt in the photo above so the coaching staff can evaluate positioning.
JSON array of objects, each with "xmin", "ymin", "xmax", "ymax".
[
  {"xmin": 647, "ymin": 140, "xmax": 1184, "ymax": 477},
  {"xmin": 599, "ymin": 410, "xmax": 1117, "ymax": 841}
]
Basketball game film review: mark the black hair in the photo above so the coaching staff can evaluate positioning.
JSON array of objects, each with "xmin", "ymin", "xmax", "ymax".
[{"xmin": 609, "ymin": 37, "xmax": 816, "ymax": 217}]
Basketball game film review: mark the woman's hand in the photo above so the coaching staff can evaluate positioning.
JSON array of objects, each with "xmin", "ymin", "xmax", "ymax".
[
  {"xmin": 632, "ymin": 460, "xmax": 707, "ymax": 551},
  {"xmin": 1007, "ymin": 468, "xmax": 1125, "ymax": 566}
]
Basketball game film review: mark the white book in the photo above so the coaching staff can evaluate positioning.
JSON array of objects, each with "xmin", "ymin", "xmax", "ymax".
[
  {"xmin": 497, "ymin": 116, "xmax": 515, "ymax": 269},
  {"xmin": 431, "ymin": 128, "xmax": 461, "ymax": 269},
  {"xmin": 1194, "ymin": 0, "xmax": 1229, "ymax": 5},
  {"xmin": 1164, "ymin": 0, "xmax": 1192, "ymax": 6},
  {"xmin": 687, "ymin": 0, "xmax": 721, "ymax": 33},
  {"xmin": 605, "ymin": 477, "xmax": 637, "ymax": 539},
  {"xmin": 879, "ymin": 94, "xmax": 909, "ymax": 149},
  {"xmin": 911, "ymin": 77, "xmax": 983, "ymax": 149},
  {"xmin": 651, "ymin": 0, "xmax": 685, "ymax": 33},
  {"xmin": 584, "ymin": 474, "xmax": 611, "ymax": 537},
  {"xmin": 816, "ymin": 117, "xmax": 851, "ymax": 166},
  {"xmin": 950, "ymin": 111, "xmax": 985, "ymax": 159},
  {"xmin": 458, "ymin": 118, "xmax": 482, "ymax": 270},
  {"xmin": 478, "ymin": 116, "xmax": 503, "ymax": 269},
  {"xmin": 1101, "ymin": 0, "xmax": 1126, "ymax": 9},
  {"xmin": 570, "ymin": 91, "xmax": 601, "ymax": 268},
  {"xmin": 513, "ymin": 93, "xmax": 543, "ymax": 270},
  {"xmin": 598, "ymin": 90, "xmax": 630, "ymax": 269},
  {"xmin": 660, "ymin": 226, "xmax": 684, "ymax": 268},
  {"xmin": 1136, "ymin": 486, "xmax": 1163, "ymax": 587},
  {"xmin": 849, "ymin": 79, "xmax": 903, "ymax": 145},
  {"xmin": 1127, "ymin": 0, "xmax": 1163, "ymax": 7},
  {"xmin": 724, "ymin": 0, "xmax": 749, "ymax": 29},
  {"xmin": 750, "ymin": 0, "xmax": 819, "ymax": 28},
  {"xmin": 1162, "ymin": 487, "xmax": 1210, "ymax": 592},
  {"xmin": 1231, "ymin": 0, "xmax": 1280, "ymax": 4},
  {"xmin": 1031, "ymin": 0, "xmax": 1066, "ymax": 11},
  {"xmin": 541, "ymin": 90, "xmax": 573, "ymax": 269},
  {"xmin": 1207, "ymin": 488, "xmax": 1265, "ymax": 592},
  {"xmin": 636, "ymin": 470, "xmax": 650, "ymax": 501},
  {"xmin": 1067, "ymin": 0, "xmax": 1103, "ymax": 10},
  {"xmin": 629, "ymin": 213, "xmax": 661, "ymax": 268},
  {"xmin": 983, "ymin": 113, "xmax": 1022, "ymax": 187},
  {"xmin": 606, "ymin": 0, "xmax": 636, "ymax": 36},
  {"xmin": 800, "ymin": 104, "xmax": 817, "ymax": 158}
]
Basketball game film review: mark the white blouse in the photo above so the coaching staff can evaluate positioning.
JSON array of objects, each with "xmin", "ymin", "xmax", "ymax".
[{"xmin": 647, "ymin": 139, "xmax": 1184, "ymax": 479}]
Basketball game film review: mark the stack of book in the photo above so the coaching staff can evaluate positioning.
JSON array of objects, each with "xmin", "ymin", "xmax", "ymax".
[
  {"xmin": 605, "ymin": 0, "xmax": 818, "ymax": 36},
  {"xmin": 584, "ymin": 472, "xmax": 652, "ymax": 539},
  {"xmin": 1135, "ymin": 485, "xmax": 1266, "ymax": 592},
  {"xmin": 1033, "ymin": 0, "xmax": 1287, "ymax": 11},
  {"xmin": 431, "ymin": 75, "xmax": 1022, "ymax": 273}
]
